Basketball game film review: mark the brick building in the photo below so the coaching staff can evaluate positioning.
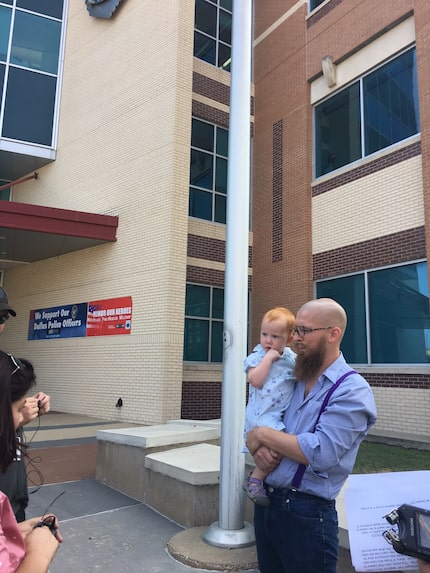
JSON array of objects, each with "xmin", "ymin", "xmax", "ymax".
[
  {"xmin": 0, "ymin": 0, "xmax": 429, "ymax": 440},
  {"xmin": 252, "ymin": 0, "xmax": 429, "ymax": 439}
]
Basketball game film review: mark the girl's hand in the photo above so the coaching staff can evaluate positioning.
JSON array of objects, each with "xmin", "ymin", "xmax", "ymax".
[
  {"xmin": 20, "ymin": 515, "xmax": 63, "ymax": 543},
  {"xmin": 23, "ymin": 525, "xmax": 60, "ymax": 569}
]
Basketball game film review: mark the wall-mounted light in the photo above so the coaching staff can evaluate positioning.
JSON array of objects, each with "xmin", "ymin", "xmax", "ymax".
[{"xmin": 322, "ymin": 55, "xmax": 337, "ymax": 88}]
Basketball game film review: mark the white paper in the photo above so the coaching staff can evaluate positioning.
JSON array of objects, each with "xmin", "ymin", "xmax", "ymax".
[{"xmin": 344, "ymin": 471, "xmax": 430, "ymax": 572}]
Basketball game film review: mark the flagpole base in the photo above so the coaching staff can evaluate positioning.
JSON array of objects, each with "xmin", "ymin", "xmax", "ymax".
[{"xmin": 203, "ymin": 521, "xmax": 255, "ymax": 548}]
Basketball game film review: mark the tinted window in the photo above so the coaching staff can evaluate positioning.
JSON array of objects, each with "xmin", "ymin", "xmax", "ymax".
[
  {"xmin": 194, "ymin": 0, "xmax": 216, "ymax": 37},
  {"xmin": 364, "ymin": 49, "xmax": 419, "ymax": 155},
  {"xmin": 316, "ymin": 262, "xmax": 430, "ymax": 364},
  {"xmin": 184, "ymin": 319, "xmax": 209, "ymax": 361},
  {"xmin": 314, "ymin": 49, "xmax": 419, "ymax": 178},
  {"xmin": 194, "ymin": 0, "xmax": 232, "ymax": 71},
  {"xmin": 184, "ymin": 284, "xmax": 224, "ymax": 362},
  {"xmin": 3, "ymin": 67, "xmax": 56, "ymax": 145},
  {"xmin": 17, "ymin": 0, "xmax": 64, "ymax": 19},
  {"xmin": 189, "ymin": 118, "xmax": 228, "ymax": 222},
  {"xmin": 11, "ymin": 11, "xmax": 61, "ymax": 74},
  {"xmin": 189, "ymin": 188, "xmax": 212, "ymax": 221},
  {"xmin": 194, "ymin": 31, "xmax": 216, "ymax": 65},
  {"xmin": 316, "ymin": 274, "xmax": 367, "ymax": 363},
  {"xmin": 0, "ymin": 6, "xmax": 11, "ymax": 61},
  {"xmin": 369, "ymin": 263, "xmax": 430, "ymax": 363},
  {"xmin": 315, "ymin": 82, "xmax": 361, "ymax": 176},
  {"xmin": 310, "ymin": 0, "xmax": 326, "ymax": 10}
]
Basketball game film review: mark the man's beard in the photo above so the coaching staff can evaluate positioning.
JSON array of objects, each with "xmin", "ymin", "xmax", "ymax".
[{"xmin": 294, "ymin": 338, "xmax": 326, "ymax": 382}]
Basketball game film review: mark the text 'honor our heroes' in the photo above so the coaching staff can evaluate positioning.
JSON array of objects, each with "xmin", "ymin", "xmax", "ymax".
[{"xmin": 28, "ymin": 297, "xmax": 132, "ymax": 339}]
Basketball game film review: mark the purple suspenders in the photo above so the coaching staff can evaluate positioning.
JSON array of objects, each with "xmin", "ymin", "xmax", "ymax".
[{"xmin": 291, "ymin": 370, "xmax": 356, "ymax": 489}]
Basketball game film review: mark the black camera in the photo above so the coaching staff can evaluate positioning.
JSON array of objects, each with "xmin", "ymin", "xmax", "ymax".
[{"xmin": 383, "ymin": 504, "xmax": 430, "ymax": 562}]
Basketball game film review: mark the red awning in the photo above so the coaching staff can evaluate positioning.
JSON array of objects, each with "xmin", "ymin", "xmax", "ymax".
[{"xmin": 0, "ymin": 201, "xmax": 118, "ymax": 267}]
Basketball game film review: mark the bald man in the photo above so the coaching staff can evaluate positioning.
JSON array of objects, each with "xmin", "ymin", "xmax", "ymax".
[{"xmin": 247, "ymin": 298, "xmax": 377, "ymax": 573}]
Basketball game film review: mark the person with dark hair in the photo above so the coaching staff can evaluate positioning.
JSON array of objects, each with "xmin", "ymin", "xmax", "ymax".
[
  {"xmin": 0, "ymin": 287, "xmax": 51, "ymax": 521},
  {"xmin": 0, "ymin": 287, "xmax": 17, "ymax": 332},
  {"xmin": 247, "ymin": 298, "xmax": 377, "ymax": 573},
  {"xmin": 0, "ymin": 350, "xmax": 62, "ymax": 572}
]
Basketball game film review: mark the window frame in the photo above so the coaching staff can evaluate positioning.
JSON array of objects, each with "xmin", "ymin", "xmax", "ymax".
[
  {"xmin": 189, "ymin": 117, "xmax": 228, "ymax": 224},
  {"xmin": 193, "ymin": 0, "xmax": 232, "ymax": 71},
  {"xmin": 313, "ymin": 46, "xmax": 420, "ymax": 179},
  {"xmin": 183, "ymin": 283, "xmax": 224, "ymax": 363},
  {"xmin": 0, "ymin": 0, "xmax": 67, "ymax": 150}
]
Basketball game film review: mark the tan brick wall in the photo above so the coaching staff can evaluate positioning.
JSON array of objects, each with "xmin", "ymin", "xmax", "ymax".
[
  {"xmin": 371, "ymin": 387, "xmax": 430, "ymax": 438},
  {"xmin": 312, "ymin": 155, "xmax": 424, "ymax": 254},
  {"xmin": 4, "ymin": 0, "xmax": 195, "ymax": 424}
]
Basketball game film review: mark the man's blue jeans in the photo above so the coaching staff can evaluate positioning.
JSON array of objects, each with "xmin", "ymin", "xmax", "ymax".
[{"xmin": 254, "ymin": 487, "xmax": 339, "ymax": 573}]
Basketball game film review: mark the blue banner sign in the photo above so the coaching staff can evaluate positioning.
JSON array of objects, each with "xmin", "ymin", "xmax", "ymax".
[{"xmin": 28, "ymin": 303, "xmax": 88, "ymax": 340}]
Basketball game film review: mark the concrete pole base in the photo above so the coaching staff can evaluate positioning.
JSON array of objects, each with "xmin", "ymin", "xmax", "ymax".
[{"xmin": 167, "ymin": 524, "xmax": 258, "ymax": 571}]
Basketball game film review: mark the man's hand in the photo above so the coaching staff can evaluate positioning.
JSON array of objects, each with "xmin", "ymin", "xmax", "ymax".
[
  {"xmin": 247, "ymin": 426, "xmax": 309, "ymax": 466},
  {"xmin": 246, "ymin": 427, "xmax": 265, "ymax": 456},
  {"xmin": 21, "ymin": 393, "xmax": 51, "ymax": 425},
  {"xmin": 253, "ymin": 446, "xmax": 281, "ymax": 473},
  {"xmin": 247, "ymin": 427, "xmax": 282, "ymax": 474}
]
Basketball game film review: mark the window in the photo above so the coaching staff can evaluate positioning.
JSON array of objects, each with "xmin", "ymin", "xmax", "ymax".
[
  {"xmin": 0, "ymin": 1, "xmax": 65, "ymax": 147},
  {"xmin": 189, "ymin": 118, "xmax": 228, "ymax": 223},
  {"xmin": 309, "ymin": 0, "xmax": 327, "ymax": 10},
  {"xmin": 194, "ymin": 0, "xmax": 232, "ymax": 71},
  {"xmin": 316, "ymin": 261, "xmax": 430, "ymax": 364},
  {"xmin": 315, "ymin": 48, "xmax": 419, "ymax": 177},
  {"xmin": 0, "ymin": 180, "xmax": 10, "ymax": 200},
  {"xmin": 184, "ymin": 284, "xmax": 224, "ymax": 362}
]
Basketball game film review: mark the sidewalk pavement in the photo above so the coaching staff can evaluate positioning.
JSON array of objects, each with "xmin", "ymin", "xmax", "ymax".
[
  {"xmin": 24, "ymin": 412, "xmax": 258, "ymax": 573},
  {"xmin": 23, "ymin": 412, "xmax": 360, "ymax": 573}
]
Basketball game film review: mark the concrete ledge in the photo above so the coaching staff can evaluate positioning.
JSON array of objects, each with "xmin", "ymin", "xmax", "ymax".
[
  {"xmin": 145, "ymin": 444, "xmax": 220, "ymax": 486},
  {"xmin": 367, "ymin": 429, "xmax": 430, "ymax": 451},
  {"xmin": 96, "ymin": 420, "xmax": 225, "ymax": 527},
  {"xmin": 96, "ymin": 420, "xmax": 348, "ymax": 540},
  {"xmin": 166, "ymin": 419, "xmax": 221, "ymax": 429},
  {"xmin": 96, "ymin": 421, "xmax": 220, "ymax": 448},
  {"xmin": 144, "ymin": 444, "xmax": 254, "ymax": 527}
]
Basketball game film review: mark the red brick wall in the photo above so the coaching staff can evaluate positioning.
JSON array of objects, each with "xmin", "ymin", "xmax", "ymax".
[
  {"xmin": 414, "ymin": 0, "xmax": 430, "ymax": 306},
  {"xmin": 252, "ymin": 0, "xmax": 429, "ymax": 414},
  {"xmin": 365, "ymin": 372, "xmax": 430, "ymax": 389},
  {"xmin": 252, "ymin": 2, "xmax": 313, "ymax": 346},
  {"xmin": 181, "ymin": 381, "xmax": 223, "ymax": 419},
  {"xmin": 313, "ymin": 227, "xmax": 426, "ymax": 279}
]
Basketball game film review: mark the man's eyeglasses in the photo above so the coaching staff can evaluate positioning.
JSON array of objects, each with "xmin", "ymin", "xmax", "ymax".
[
  {"xmin": 7, "ymin": 353, "xmax": 24, "ymax": 376},
  {"xmin": 293, "ymin": 325, "xmax": 333, "ymax": 338},
  {"xmin": 0, "ymin": 313, "xmax": 9, "ymax": 325}
]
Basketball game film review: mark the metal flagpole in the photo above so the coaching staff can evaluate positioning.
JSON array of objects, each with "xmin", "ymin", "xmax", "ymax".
[{"xmin": 203, "ymin": 0, "xmax": 254, "ymax": 548}]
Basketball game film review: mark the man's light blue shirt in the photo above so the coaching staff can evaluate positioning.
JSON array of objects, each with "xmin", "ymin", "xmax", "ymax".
[{"xmin": 265, "ymin": 353, "xmax": 377, "ymax": 500}]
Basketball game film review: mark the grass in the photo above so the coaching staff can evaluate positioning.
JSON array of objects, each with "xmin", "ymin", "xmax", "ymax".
[{"xmin": 352, "ymin": 441, "xmax": 430, "ymax": 474}]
